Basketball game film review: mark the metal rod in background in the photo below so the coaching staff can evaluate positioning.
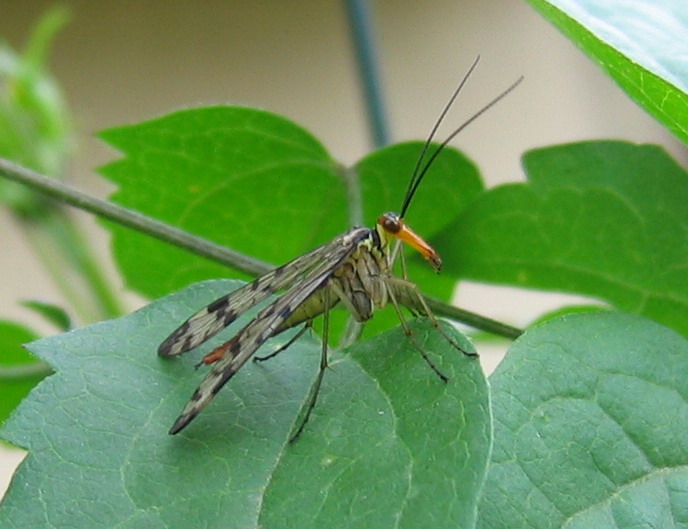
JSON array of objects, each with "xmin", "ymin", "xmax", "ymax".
[{"xmin": 342, "ymin": 0, "xmax": 391, "ymax": 148}]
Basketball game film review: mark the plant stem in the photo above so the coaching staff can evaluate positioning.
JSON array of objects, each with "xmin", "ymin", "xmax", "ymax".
[
  {"xmin": 340, "ymin": 0, "xmax": 390, "ymax": 344},
  {"xmin": 0, "ymin": 157, "xmax": 273, "ymax": 277},
  {"xmin": 339, "ymin": 165, "xmax": 366, "ymax": 347},
  {"xmin": 0, "ymin": 361, "xmax": 53, "ymax": 379},
  {"xmin": 425, "ymin": 295, "xmax": 522, "ymax": 340},
  {"xmin": 17, "ymin": 205, "xmax": 124, "ymax": 321},
  {"xmin": 342, "ymin": 0, "xmax": 391, "ymax": 148},
  {"xmin": 0, "ymin": 156, "xmax": 523, "ymax": 339},
  {"xmin": 342, "ymin": 165, "xmax": 364, "ymax": 227}
]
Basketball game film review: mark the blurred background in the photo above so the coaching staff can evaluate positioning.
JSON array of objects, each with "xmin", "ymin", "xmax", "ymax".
[{"xmin": 1, "ymin": 0, "xmax": 685, "ymax": 497}]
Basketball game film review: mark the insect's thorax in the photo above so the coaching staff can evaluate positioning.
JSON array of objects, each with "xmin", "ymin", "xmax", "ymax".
[
  {"xmin": 277, "ymin": 211, "xmax": 442, "ymax": 334},
  {"xmin": 334, "ymin": 227, "xmax": 391, "ymax": 312},
  {"xmin": 276, "ymin": 227, "xmax": 391, "ymax": 332}
]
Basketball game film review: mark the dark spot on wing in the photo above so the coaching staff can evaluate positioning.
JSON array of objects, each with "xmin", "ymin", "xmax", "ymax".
[
  {"xmin": 176, "ymin": 322, "xmax": 190, "ymax": 337},
  {"xmin": 257, "ymin": 333, "xmax": 270, "ymax": 348},
  {"xmin": 207, "ymin": 296, "xmax": 229, "ymax": 313},
  {"xmin": 158, "ymin": 321, "xmax": 190, "ymax": 355},
  {"xmin": 181, "ymin": 335, "xmax": 195, "ymax": 352},
  {"xmin": 229, "ymin": 337, "xmax": 242, "ymax": 356},
  {"xmin": 169, "ymin": 412, "xmax": 196, "ymax": 435},
  {"xmin": 223, "ymin": 310, "xmax": 237, "ymax": 326},
  {"xmin": 211, "ymin": 368, "xmax": 238, "ymax": 396}
]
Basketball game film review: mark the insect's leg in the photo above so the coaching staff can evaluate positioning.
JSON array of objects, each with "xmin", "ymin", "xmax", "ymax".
[
  {"xmin": 398, "ymin": 244, "xmax": 409, "ymax": 280},
  {"xmin": 389, "ymin": 277, "xmax": 477, "ymax": 359},
  {"xmin": 386, "ymin": 283, "xmax": 449, "ymax": 382},
  {"xmin": 289, "ymin": 288, "xmax": 332, "ymax": 443},
  {"xmin": 253, "ymin": 321, "xmax": 313, "ymax": 363},
  {"xmin": 388, "ymin": 240, "xmax": 408, "ymax": 279}
]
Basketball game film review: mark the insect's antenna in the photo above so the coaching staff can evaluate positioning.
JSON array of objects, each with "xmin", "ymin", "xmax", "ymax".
[
  {"xmin": 399, "ymin": 74, "xmax": 524, "ymax": 219},
  {"xmin": 400, "ymin": 57, "xmax": 481, "ymax": 216},
  {"xmin": 400, "ymin": 56, "xmax": 481, "ymax": 218}
]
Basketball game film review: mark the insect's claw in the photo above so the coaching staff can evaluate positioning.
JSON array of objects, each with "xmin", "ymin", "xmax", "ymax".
[
  {"xmin": 253, "ymin": 353, "xmax": 272, "ymax": 364},
  {"xmin": 426, "ymin": 358, "xmax": 449, "ymax": 383}
]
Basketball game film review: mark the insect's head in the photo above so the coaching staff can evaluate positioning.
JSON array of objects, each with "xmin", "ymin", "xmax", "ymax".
[
  {"xmin": 375, "ymin": 60, "xmax": 522, "ymax": 276},
  {"xmin": 376, "ymin": 212, "xmax": 441, "ymax": 272}
]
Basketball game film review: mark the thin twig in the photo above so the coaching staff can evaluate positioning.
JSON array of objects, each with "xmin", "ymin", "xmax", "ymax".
[
  {"xmin": 343, "ymin": 0, "xmax": 390, "ymax": 148},
  {"xmin": 425, "ymin": 295, "xmax": 522, "ymax": 340},
  {"xmin": 339, "ymin": 165, "xmax": 366, "ymax": 347},
  {"xmin": 0, "ymin": 156, "xmax": 523, "ymax": 339},
  {"xmin": 0, "ymin": 362, "xmax": 53, "ymax": 379},
  {"xmin": 0, "ymin": 157, "xmax": 272, "ymax": 277}
]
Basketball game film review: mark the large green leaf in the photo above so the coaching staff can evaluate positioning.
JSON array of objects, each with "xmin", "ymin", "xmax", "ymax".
[
  {"xmin": 99, "ymin": 107, "xmax": 482, "ymax": 302},
  {"xmin": 0, "ymin": 280, "xmax": 488, "ymax": 529},
  {"xmin": 478, "ymin": 311, "xmax": 688, "ymax": 528},
  {"xmin": 526, "ymin": 0, "xmax": 688, "ymax": 142},
  {"xmin": 0, "ymin": 321, "xmax": 42, "ymax": 425},
  {"xmin": 99, "ymin": 107, "xmax": 345, "ymax": 298},
  {"xmin": 442, "ymin": 141, "xmax": 688, "ymax": 337}
]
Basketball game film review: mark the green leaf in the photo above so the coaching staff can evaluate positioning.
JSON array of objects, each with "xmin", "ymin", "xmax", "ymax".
[
  {"xmin": 530, "ymin": 303, "xmax": 607, "ymax": 325},
  {"xmin": 20, "ymin": 300, "xmax": 71, "ymax": 331},
  {"xmin": 99, "ymin": 107, "xmax": 481, "ymax": 306},
  {"xmin": 442, "ymin": 141, "xmax": 688, "ymax": 337},
  {"xmin": 99, "ymin": 106, "xmax": 346, "ymax": 298},
  {"xmin": 526, "ymin": 0, "xmax": 688, "ymax": 142},
  {"xmin": 478, "ymin": 311, "xmax": 688, "ymax": 528},
  {"xmin": 0, "ymin": 280, "xmax": 488, "ymax": 529},
  {"xmin": 0, "ymin": 320, "xmax": 43, "ymax": 425}
]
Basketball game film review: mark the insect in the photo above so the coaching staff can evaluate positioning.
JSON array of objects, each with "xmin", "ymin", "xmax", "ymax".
[{"xmin": 159, "ymin": 57, "xmax": 522, "ymax": 441}]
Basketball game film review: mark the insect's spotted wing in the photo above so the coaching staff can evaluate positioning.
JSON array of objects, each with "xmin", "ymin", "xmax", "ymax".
[
  {"xmin": 168, "ymin": 227, "xmax": 372, "ymax": 434},
  {"xmin": 158, "ymin": 236, "xmax": 358, "ymax": 358}
]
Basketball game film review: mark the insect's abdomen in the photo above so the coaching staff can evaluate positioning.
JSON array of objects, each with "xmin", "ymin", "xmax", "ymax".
[
  {"xmin": 276, "ymin": 289, "xmax": 339, "ymax": 332},
  {"xmin": 274, "ymin": 231, "xmax": 390, "ymax": 334}
]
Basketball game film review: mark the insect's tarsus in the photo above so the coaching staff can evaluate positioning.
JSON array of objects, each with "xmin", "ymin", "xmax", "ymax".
[
  {"xmin": 253, "ymin": 321, "xmax": 313, "ymax": 363},
  {"xmin": 386, "ymin": 281, "xmax": 450, "ymax": 382}
]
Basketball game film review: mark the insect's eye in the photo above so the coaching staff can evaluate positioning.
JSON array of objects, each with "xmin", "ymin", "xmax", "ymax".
[{"xmin": 378, "ymin": 213, "xmax": 401, "ymax": 234}]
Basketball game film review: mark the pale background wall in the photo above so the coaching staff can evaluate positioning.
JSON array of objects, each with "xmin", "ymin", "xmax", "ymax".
[{"xmin": 1, "ymin": 0, "xmax": 685, "ymax": 497}]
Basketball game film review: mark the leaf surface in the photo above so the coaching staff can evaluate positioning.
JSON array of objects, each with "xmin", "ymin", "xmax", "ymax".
[
  {"xmin": 0, "ymin": 321, "xmax": 42, "ymax": 426},
  {"xmin": 442, "ymin": 141, "xmax": 688, "ymax": 336},
  {"xmin": 0, "ymin": 280, "xmax": 489, "ymax": 529},
  {"xmin": 526, "ymin": 0, "xmax": 688, "ymax": 142},
  {"xmin": 478, "ymin": 311, "xmax": 688, "ymax": 529}
]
